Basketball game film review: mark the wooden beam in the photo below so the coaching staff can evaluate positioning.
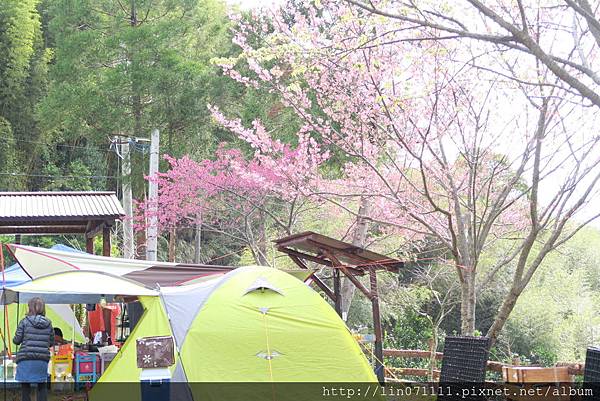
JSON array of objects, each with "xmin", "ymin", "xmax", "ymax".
[
  {"xmin": 86, "ymin": 236, "xmax": 94, "ymax": 254},
  {"xmin": 333, "ymin": 267, "xmax": 342, "ymax": 316},
  {"xmin": 85, "ymin": 220, "xmax": 105, "ymax": 239},
  {"xmin": 339, "ymin": 265, "xmax": 372, "ymax": 298},
  {"xmin": 305, "ymin": 238, "xmax": 402, "ymax": 272},
  {"xmin": 288, "ymin": 255, "xmax": 336, "ymax": 301},
  {"xmin": 384, "ymin": 349, "xmax": 443, "ymax": 360},
  {"xmin": 272, "ymin": 232, "xmax": 314, "ymax": 248},
  {"xmin": 383, "ymin": 348, "xmax": 513, "ymax": 374},
  {"xmin": 102, "ymin": 225, "xmax": 111, "ymax": 256},
  {"xmin": 278, "ymin": 246, "xmax": 334, "ymax": 267},
  {"xmin": 323, "ymin": 250, "xmax": 372, "ymax": 298},
  {"xmin": 369, "ymin": 267, "xmax": 385, "ymax": 384},
  {"xmin": 385, "ymin": 367, "xmax": 440, "ymax": 378},
  {"xmin": 281, "ymin": 245, "xmax": 366, "ymax": 275},
  {"xmin": 311, "ymin": 247, "xmax": 364, "ymax": 275},
  {"xmin": 0, "ymin": 225, "xmax": 87, "ymax": 235}
]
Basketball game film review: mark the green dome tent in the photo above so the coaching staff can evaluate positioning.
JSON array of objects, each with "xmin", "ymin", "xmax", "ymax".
[{"xmin": 92, "ymin": 266, "xmax": 376, "ymax": 400}]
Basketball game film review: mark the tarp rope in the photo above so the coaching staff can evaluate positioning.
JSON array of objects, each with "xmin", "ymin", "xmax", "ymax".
[
  {"xmin": 360, "ymin": 341, "xmax": 400, "ymax": 382},
  {"xmin": 261, "ymin": 312, "xmax": 274, "ymax": 381},
  {"xmin": 261, "ymin": 310, "xmax": 277, "ymax": 401}
]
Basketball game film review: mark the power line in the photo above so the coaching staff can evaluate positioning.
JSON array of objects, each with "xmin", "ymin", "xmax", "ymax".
[
  {"xmin": 0, "ymin": 172, "xmax": 117, "ymax": 179},
  {"xmin": 0, "ymin": 136, "xmax": 112, "ymax": 153}
]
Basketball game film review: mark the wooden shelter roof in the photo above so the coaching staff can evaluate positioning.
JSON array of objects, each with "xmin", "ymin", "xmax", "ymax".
[{"xmin": 274, "ymin": 231, "xmax": 403, "ymax": 272}]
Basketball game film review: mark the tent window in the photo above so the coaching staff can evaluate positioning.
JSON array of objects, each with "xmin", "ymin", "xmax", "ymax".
[{"xmin": 244, "ymin": 277, "xmax": 284, "ymax": 296}]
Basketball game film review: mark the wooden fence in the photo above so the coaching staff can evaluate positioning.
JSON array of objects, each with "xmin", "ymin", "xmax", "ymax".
[{"xmin": 383, "ymin": 349, "xmax": 584, "ymax": 380}]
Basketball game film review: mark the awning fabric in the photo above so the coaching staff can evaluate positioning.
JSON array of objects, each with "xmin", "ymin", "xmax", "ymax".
[
  {"xmin": 1, "ymin": 270, "xmax": 158, "ymax": 304},
  {"xmin": 2, "ymin": 244, "xmax": 83, "ymax": 287},
  {"xmin": 7, "ymin": 244, "xmax": 233, "ymax": 286}
]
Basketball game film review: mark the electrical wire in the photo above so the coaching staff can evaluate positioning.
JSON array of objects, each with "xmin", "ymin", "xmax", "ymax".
[
  {"xmin": 0, "ymin": 136, "xmax": 112, "ymax": 153},
  {"xmin": 0, "ymin": 172, "xmax": 117, "ymax": 179}
]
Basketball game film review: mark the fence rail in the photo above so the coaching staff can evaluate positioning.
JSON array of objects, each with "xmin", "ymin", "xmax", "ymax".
[{"xmin": 383, "ymin": 349, "xmax": 584, "ymax": 378}]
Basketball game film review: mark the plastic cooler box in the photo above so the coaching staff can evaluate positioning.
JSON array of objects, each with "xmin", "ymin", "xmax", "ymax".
[{"xmin": 140, "ymin": 368, "xmax": 171, "ymax": 401}]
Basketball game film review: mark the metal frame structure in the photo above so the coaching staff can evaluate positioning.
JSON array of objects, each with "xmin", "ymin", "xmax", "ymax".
[
  {"xmin": 0, "ymin": 191, "xmax": 124, "ymax": 256},
  {"xmin": 275, "ymin": 231, "xmax": 404, "ymax": 383}
]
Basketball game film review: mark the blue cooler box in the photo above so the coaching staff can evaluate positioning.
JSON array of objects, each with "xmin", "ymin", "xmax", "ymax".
[{"xmin": 140, "ymin": 368, "xmax": 171, "ymax": 401}]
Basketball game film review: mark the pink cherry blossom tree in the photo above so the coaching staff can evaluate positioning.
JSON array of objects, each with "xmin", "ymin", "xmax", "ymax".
[
  {"xmin": 209, "ymin": 0, "xmax": 600, "ymax": 342},
  {"xmin": 134, "ymin": 137, "xmax": 327, "ymax": 265}
]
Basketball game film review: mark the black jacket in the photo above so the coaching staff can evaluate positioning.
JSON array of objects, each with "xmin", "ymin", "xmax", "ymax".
[{"xmin": 13, "ymin": 315, "xmax": 54, "ymax": 363}]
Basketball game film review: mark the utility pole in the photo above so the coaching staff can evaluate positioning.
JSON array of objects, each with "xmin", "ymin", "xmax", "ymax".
[
  {"xmin": 146, "ymin": 128, "xmax": 160, "ymax": 261},
  {"xmin": 120, "ymin": 138, "xmax": 134, "ymax": 259}
]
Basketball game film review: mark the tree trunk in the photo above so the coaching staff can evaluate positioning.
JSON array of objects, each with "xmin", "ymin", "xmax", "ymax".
[
  {"xmin": 168, "ymin": 227, "xmax": 176, "ymax": 262},
  {"xmin": 340, "ymin": 197, "xmax": 370, "ymax": 319},
  {"xmin": 486, "ymin": 285, "xmax": 522, "ymax": 344},
  {"xmin": 194, "ymin": 223, "xmax": 202, "ymax": 264},
  {"xmin": 255, "ymin": 211, "xmax": 269, "ymax": 266},
  {"xmin": 460, "ymin": 268, "xmax": 476, "ymax": 335},
  {"xmin": 428, "ymin": 334, "xmax": 438, "ymax": 381}
]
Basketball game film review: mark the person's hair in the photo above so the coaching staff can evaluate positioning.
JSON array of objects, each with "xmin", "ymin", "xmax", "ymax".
[
  {"xmin": 27, "ymin": 297, "xmax": 45, "ymax": 316},
  {"xmin": 54, "ymin": 327, "xmax": 63, "ymax": 337}
]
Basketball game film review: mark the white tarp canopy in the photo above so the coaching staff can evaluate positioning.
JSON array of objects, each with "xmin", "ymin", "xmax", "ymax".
[
  {"xmin": 8, "ymin": 243, "xmax": 173, "ymax": 276},
  {"xmin": 0, "ymin": 270, "xmax": 159, "ymax": 305},
  {"xmin": 7, "ymin": 244, "xmax": 232, "ymax": 286}
]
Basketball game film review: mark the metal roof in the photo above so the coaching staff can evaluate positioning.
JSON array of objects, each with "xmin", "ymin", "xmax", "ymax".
[{"xmin": 0, "ymin": 192, "xmax": 125, "ymax": 222}]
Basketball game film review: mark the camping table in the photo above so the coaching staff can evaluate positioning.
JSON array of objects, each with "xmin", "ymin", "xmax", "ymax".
[{"xmin": 502, "ymin": 366, "xmax": 573, "ymax": 401}]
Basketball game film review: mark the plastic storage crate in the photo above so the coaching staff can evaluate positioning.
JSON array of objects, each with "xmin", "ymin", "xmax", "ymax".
[
  {"xmin": 583, "ymin": 347, "xmax": 600, "ymax": 401},
  {"xmin": 584, "ymin": 347, "xmax": 600, "ymax": 382},
  {"xmin": 439, "ymin": 336, "xmax": 491, "ymax": 383},
  {"xmin": 438, "ymin": 336, "xmax": 491, "ymax": 401}
]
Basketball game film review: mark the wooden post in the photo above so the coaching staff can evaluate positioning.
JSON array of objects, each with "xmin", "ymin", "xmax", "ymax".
[
  {"xmin": 14, "ymin": 235, "xmax": 21, "ymax": 245},
  {"xmin": 102, "ymin": 225, "xmax": 111, "ymax": 256},
  {"xmin": 369, "ymin": 267, "xmax": 385, "ymax": 384},
  {"xmin": 333, "ymin": 267, "xmax": 342, "ymax": 317},
  {"xmin": 86, "ymin": 236, "xmax": 94, "ymax": 254}
]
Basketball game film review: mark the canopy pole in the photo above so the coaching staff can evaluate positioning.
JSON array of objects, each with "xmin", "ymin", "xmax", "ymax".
[
  {"xmin": 1, "ymin": 243, "xmax": 5, "ymax": 286},
  {"xmin": 0, "ymin": 244, "xmax": 11, "ymax": 358},
  {"xmin": 1, "ymin": 243, "xmax": 9, "ymax": 401},
  {"xmin": 72, "ymin": 306, "xmax": 75, "ymax": 351},
  {"xmin": 15, "ymin": 293, "xmax": 19, "ymax": 353}
]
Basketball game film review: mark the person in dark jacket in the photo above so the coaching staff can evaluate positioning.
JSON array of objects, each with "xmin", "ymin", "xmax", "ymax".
[{"xmin": 13, "ymin": 297, "xmax": 54, "ymax": 401}]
